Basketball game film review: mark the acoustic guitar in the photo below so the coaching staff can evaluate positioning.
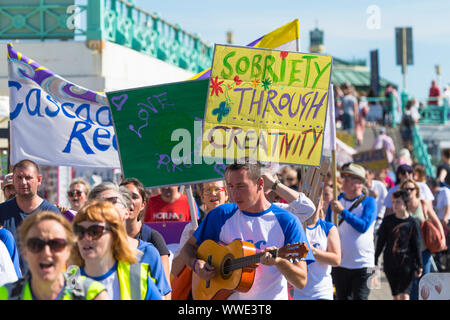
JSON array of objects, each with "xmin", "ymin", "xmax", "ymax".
[{"xmin": 192, "ymin": 239, "xmax": 308, "ymax": 300}]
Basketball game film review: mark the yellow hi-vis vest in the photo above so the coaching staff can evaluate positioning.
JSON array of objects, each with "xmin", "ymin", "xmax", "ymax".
[
  {"xmin": 0, "ymin": 274, "xmax": 105, "ymax": 300},
  {"xmin": 116, "ymin": 261, "xmax": 152, "ymax": 300}
]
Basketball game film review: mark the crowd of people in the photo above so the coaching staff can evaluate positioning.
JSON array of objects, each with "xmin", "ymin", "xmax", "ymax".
[
  {"xmin": 0, "ymin": 139, "xmax": 449, "ymax": 300},
  {"xmin": 333, "ymin": 81, "xmax": 450, "ymax": 156}
]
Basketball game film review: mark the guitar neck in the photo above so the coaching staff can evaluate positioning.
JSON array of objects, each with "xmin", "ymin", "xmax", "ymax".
[{"xmin": 226, "ymin": 249, "xmax": 278, "ymax": 272}]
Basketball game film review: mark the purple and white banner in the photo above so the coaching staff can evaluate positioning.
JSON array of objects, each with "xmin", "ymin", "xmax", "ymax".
[{"xmin": 7, "ymin": 43, "xmax": 120, "ymax": 168}]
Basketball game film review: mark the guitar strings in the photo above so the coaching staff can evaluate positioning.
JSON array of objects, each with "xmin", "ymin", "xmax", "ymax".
[{"xmin": 222, "ymin": 249, "xmax": 299, "ymax": 273}]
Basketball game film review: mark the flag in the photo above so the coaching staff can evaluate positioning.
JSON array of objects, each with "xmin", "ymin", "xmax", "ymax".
[
  {"xmin": 189, "ymin": 19, "xmax": 301, "ymax": 80},
  {"xmin": 7, "ymin": 43, "xmax": 120, "ymax": 168},
  {"xmin": 323, "ymin": 84, "xmax": 336, "ymax": 156}
]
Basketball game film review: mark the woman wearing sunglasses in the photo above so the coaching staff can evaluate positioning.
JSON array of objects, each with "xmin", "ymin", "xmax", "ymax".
[
  {"xmin": 87, "ymin": 182, "xmax": 171, "ymax": 299},
  {"xmin": 57, "ymin": 178, "xmax": 91, "ymax": 222},
  {"xmin": 71, "ymin": 200, "xmax": 163, "ymax": 300},
  {"xmin": 400, "ymin": 178, "xmax": 445, "ymax": 300},
  {"xmin": 0, "ymin": 211, "xmax": 108, "ymax": 300}
]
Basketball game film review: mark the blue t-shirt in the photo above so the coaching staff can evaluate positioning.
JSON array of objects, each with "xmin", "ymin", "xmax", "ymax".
[
  {"xmin": 137, "ymin": 239, "xmax": 171, "ymax": 296},
  {"xmin": 0, "ymin": 198, "xmax": 60, "ymax": 273},
  {"xmin": 0, "ymin": 228, "xmax": 21, "ymax": 278},
  {"xmin": 0, "ymin": 198, "xmax": 60, "ymax": 239},
  {"xmin": 193, "ymin": 203, "xmax": 315, "ymax": 300}
]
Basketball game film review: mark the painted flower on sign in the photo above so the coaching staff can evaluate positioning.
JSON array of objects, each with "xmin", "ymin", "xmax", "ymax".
[
  {"xmin": 233, "ymin": 75, "xmax": 242, "ymax": 86},
  {"xmin": 261, "ymin": 77, "xmax": 272, "ymax": 91},
  {"xmin": 212, "ymin": 101, "xmax": 230, "ymax": 123},
  {"xmin": 280, "ymin": 51, "xmax": 289, "ymax": 60},
  {"xmin": 251, "ymin": 78, "xmax": 260, "ymax": 88},
  {"xmin": 210, "ymin": 76, "xmax": 224, "ymax": 96}
]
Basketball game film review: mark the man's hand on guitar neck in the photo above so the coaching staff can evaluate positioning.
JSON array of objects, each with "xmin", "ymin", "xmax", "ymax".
[
  {"xmin": 192, "ymin": 258, "xmax": 216, "ymax": 280},
  {"xmin": 260, "ymin": 246, "xmax": 308, "ymax": 290},
  {"xmin": 260, "ymin": 246, "xmax": 280, "ymax": 266}
]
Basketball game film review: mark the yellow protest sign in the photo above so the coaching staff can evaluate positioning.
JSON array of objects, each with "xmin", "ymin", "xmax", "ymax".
[{"xmin": 202, "ymin": 44, "xmax": 332, "ymax": 166}]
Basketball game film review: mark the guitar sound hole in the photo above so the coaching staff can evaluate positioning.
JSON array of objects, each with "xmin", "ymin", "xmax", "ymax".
[{"xmin": 221, "ymin": 254, "xmax": 234, "ymax": 279}]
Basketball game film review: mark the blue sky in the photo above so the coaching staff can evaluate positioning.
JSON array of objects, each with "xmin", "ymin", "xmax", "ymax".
[{"xmin": 135, "ymin": 0, "xmax": 450, "ymax": 101}]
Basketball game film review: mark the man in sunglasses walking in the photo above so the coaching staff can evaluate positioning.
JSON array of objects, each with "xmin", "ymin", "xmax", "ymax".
[
  {"xmin": 325, "ymin": 163, "xmax": 377, "ymax": 300},
  {"xmin": 0, "ymin": 159, "xmax": 60, "ymax": 273}
]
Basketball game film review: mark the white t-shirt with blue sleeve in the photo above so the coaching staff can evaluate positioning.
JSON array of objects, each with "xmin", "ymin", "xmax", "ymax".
[
  {"xmin": 193, "ymin": 203, "xmax": 315, "ymax": 300},
  {"xmin": 293, "ymin": 219, "xmax": 335, "ymax": 300}
]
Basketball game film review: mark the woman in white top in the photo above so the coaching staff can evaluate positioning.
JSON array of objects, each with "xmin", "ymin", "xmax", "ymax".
[{"xmin": 293, "ymin": 195, "xmax": 341, "ymax": 300}]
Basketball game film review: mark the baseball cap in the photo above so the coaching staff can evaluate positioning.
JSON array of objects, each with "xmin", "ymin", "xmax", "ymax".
[
  {"xmin": 341, "ymin": 163, "xmax": 366, "ymax": 182},
  {"xmin": 397, "ymin": 164, "xmax": 413, "ymax": 175},
  {"xmin": 2, "ymin": 173, "xmax": 13, "ymax": 189}
]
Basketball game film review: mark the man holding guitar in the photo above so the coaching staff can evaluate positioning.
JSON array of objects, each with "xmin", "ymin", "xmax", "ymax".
[{"xmin": 177, "ymin": 161, "xmax": 315, "ymax": 300}]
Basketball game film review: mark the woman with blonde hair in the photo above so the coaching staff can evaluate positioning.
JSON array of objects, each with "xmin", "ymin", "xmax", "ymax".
[
  {"xmin": 88, "ymin": 182, "xmax": 170, "ymax": 299},
  {"xmin": 400, "ymin": 178, "xmax": 445, "ymax": 299},
  {"xmin": 71, "ymin": 200, "xmax": 162, "ymax": 300},
  {"xmin": 0, "ymin": 211, "xmax": 108, "ymax": 300}
]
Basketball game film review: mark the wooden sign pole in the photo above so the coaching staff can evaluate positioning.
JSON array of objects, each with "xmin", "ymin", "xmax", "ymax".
[
  {"xmin": 332, "ymin": 150, "xmax": 338, "ymax": 226},
  {"xmin": 185, "ymin": 184, "xmax": 198, "ymax": 228}
]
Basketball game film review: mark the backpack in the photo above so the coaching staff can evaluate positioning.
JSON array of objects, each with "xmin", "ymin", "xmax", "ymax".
[
  {"xmin": 420, "ymin": 202, "xmax": 446, "ymax": 253},
  {"xmin": 421, "ymin": 220, "xmax": 444, "ymax": 253}
]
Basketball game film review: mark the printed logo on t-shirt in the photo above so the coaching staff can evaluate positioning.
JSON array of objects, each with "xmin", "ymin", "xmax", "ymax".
[
  {"xmin": 233, "ymin": 238, "xmax": 267, "ymax": 249},
  {"xmin": 153, "ymin": 211, "xmax": 183, "ymax": 220}
]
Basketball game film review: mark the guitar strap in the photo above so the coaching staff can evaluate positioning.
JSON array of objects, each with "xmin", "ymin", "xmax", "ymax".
[{"xmin": 338, "ymin": 194, "xmax": 367, "ymax": 226}]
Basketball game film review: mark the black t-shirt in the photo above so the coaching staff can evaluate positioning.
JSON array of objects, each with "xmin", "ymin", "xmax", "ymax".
[
  {"xmin": 375, "ymin": 214, "xmax": 423, "ymax": 271},
  {"xmin": 136, "ymin": 223, "xmax": 170, "ymax": 256}
]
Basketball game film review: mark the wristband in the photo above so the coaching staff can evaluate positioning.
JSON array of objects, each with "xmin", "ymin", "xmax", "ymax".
[
  {"xmin": 271, "ymin": 179, "xmax": 281, "ymax": 191},
  {"xmin": 192, "ymin": 259, "xmax": 198, "ymax": 272}
]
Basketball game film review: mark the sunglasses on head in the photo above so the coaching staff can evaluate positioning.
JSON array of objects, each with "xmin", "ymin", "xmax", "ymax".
[
  {"xmin": 73, "ymin": 224, "xmax": 111, "ymax": 240},
  {"xmin": 67, "ymin": 190, "xmax": 83, "ymax": 197},
  {"xmin": 26, "ymin": 237, "xmax": 68, "ymax": 254}
]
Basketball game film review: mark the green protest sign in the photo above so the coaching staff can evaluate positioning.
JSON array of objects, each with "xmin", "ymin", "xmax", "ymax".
[{"xmin": 106, "ymin": 79, "xmax": 226, "ymax": 188}]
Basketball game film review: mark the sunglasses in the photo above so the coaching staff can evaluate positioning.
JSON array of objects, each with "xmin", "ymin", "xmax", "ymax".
[
  {"xmin": 73, "ymin": 224, "xmax": 111, "ymax": 240},
  {"xmin": 67, "ymin": 190, "xmax": 83, "ymax": 197},
  {"xmin": 26, "ymin": 237, "xmax": 68, "ymax": 254},
  {"xmin": 203, "ymin": 187, "xmax": 226, "ymax": 194},
  {"xmin": 404, "ymin": 187, "xmax": 416, "ymax": 192},
  {"xmin": 100, "ymin": 196, "xmax": 124, "ymax": 206}
]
